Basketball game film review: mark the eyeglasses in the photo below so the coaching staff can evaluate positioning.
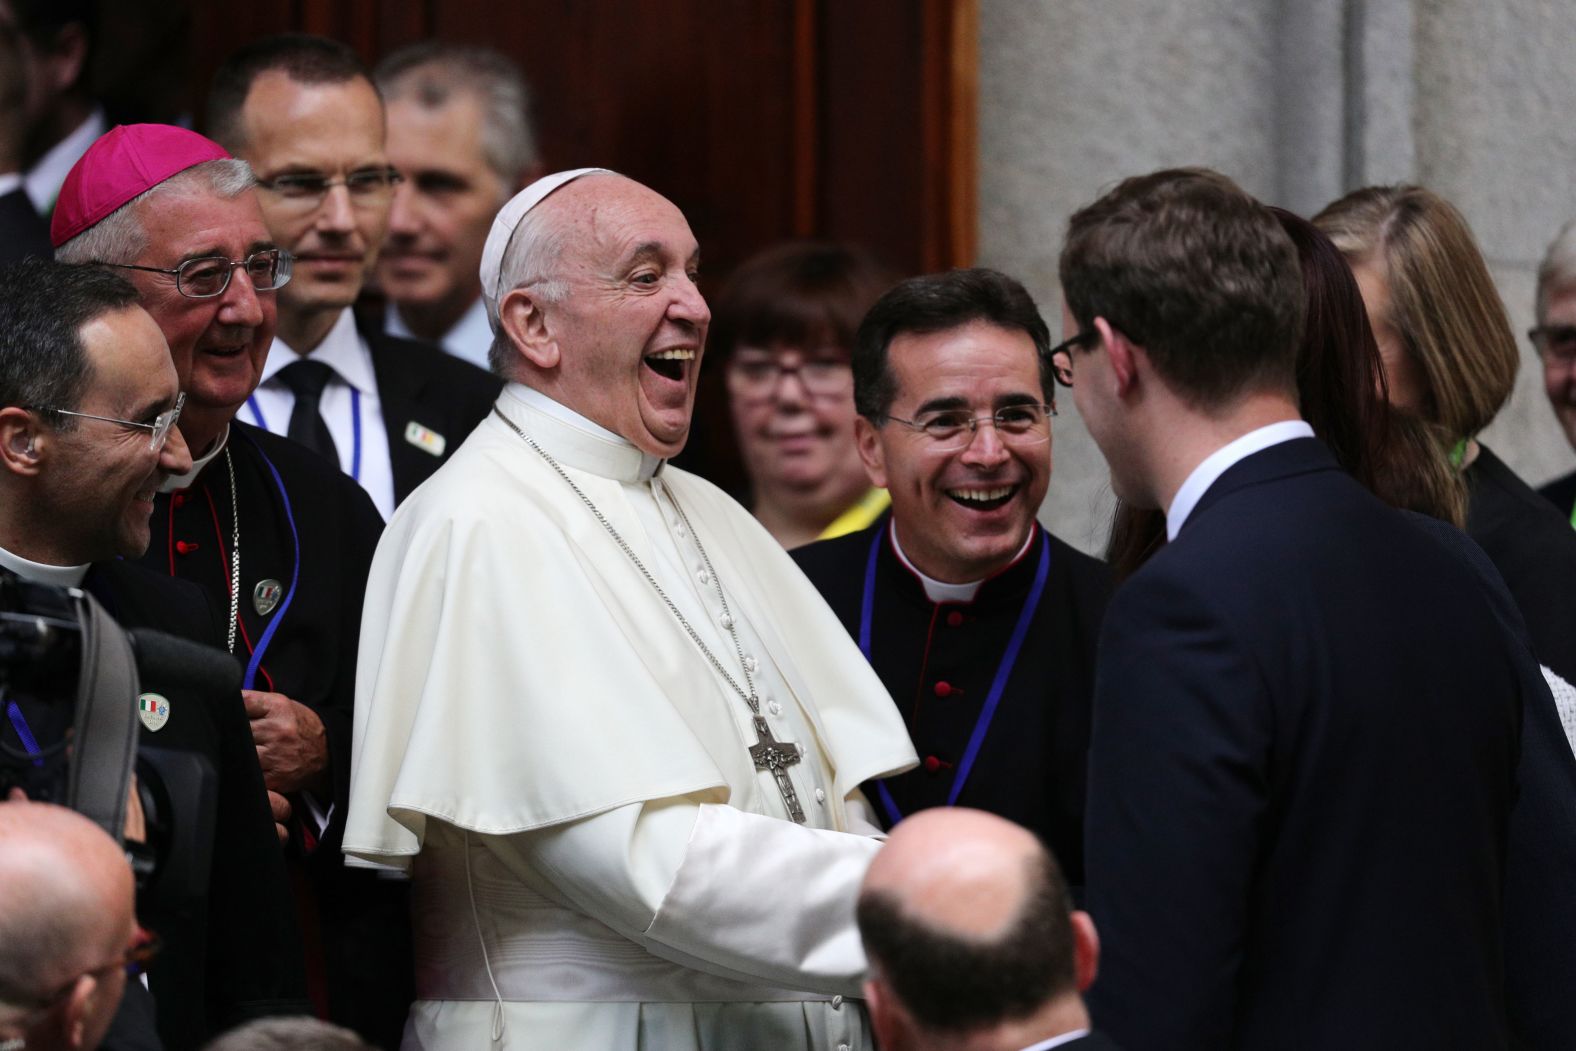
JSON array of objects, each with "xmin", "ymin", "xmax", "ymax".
[
  {"xmin": 257, "ymin": 167, "xmax": 404, "ymax": 213},
  {"xmin": 885, "ymin": 403, "xmax": 1057, "ymax": 452},
  {"xmin": 1530, "ymin": 324, "xmax": 1576, "ymax": 364},
  {"xmin": 1046, "ymin": 331, "xmax": 1096, "ymax": 388},
  {"xmin": 31, "ymin": 392, "xmax": 186, "ymax": 453},
  {"xmin": 4, "ymin": 927, "xmax": 160, "ymax": 1020},
  {"xmin": 727, "ymin": 354, "xmax": 852, "ymax": 400},
  {"xmin": 103, "ymin": 249, "xmax": 292, "ymax": 300}
]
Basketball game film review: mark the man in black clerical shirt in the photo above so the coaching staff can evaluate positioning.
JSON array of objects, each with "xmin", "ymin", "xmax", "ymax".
[
  {"xmin": 52, "ymin": 124, "xmax": 410, "ymax": 1047},
  {"xmin": 0, "ymin": 259, "xmax": 309, "ymax": 1049},
  {"xmin": 793, "ymin": 268, "xmax": 1109, "ymax": 890}
]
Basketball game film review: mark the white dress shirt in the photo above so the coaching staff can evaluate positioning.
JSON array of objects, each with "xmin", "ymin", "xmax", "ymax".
[
  {"xmin": 25, "ymin": 107, "xmax": 106, "ymax": 213},
  {"xmin": 1019, "ymin": 1029, "xmax": 1092, "ymax": 1051},
  {"xmin": 1165, "ymin": 420, "xmax": 1314, "ymax": 540},
  {"xmin": 385, "ymin": 295, "xmax": 494, "ymax": 372},
  {"xmin": 247, "ymin": 309, "xmax": 395, "ymax": 520},
  {"xmin": 0, "ymin": 542, "xmax": 88, "ymax": 587}
]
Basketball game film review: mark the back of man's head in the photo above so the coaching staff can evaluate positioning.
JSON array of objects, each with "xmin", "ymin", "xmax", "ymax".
[
  {"xmin": 0, "ymin": 258, "xmax": 137, "ymax": 427},
  {"xmin": 857, "ymin": 809, "xmax": 1097, "ymax": 1051},
  {"xmin": 375, "ymin": 41, "xmax": 539, "ymax": 188},
  {"xmin": 1059, "ymin": 167, "xmax": 1304, "ymax": 412},
  {"xmin": 205, "ymin": 33, "xmax": 375, "ymax": 153},
  {"xmin": 0, "ymin": 801, "xmax": 135, "ymax": 1051},
  {"xmin": 202, "ymin": 1016, "xmax": 371, "ymax": 1050}
]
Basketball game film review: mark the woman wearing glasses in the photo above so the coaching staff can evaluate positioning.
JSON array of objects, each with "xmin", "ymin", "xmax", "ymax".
[{"xmin": 710, "ymin": 242, "xmax": 897, "ymax": 549}]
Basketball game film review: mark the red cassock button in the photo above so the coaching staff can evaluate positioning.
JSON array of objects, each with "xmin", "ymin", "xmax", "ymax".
[
  {"xmin": 946, "ymin": 610, "xmax": 964, "ymax": 628},
  {"xmin": 933, "ymin": 680, "xmax": 952, "ymax": 698},
  {"xmin": 175, "ymin": 540, "xmax": 199, "ymax": 555},
  {"xmin": 923, "ymin": 755, "xmax": 944, "ymax": 774},
  {"xmin": 171, "ymin": 492, "xmax": 187, "ymax": 508}
]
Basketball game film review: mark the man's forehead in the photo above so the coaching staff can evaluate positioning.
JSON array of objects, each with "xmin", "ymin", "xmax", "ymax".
[
  {"xmin": 558, "ymin": 180, "xmax": 699, "ymax": 263},
  {"xmin": 135, "ymin": 191, "xmax": 274, "ymax": 262}
]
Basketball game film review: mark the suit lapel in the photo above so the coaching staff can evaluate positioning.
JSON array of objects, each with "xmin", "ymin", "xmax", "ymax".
[
  {"xmin": 1182, "ymin": 437, "xmax": 1340, "ymax": 536},
  {"xmin": 364, "ymin": 330, "xmax": 430, "ymax": 502}
]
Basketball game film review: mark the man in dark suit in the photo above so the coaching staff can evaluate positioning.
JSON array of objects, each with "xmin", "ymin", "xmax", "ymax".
[
  {"xmin": 794, "ymin": 268, "xmax": 1109, "ymax": 890},
  {"xmin": 205, "ymin": 34, "xmax": 500, "ymax": 521},
  {"xmin": 858, "ymin": 808, "xmax": 1118, "ymax": 1051},
  {"xmin": 1059, "ymin": 169, "xmax": 1524, "ymax": 1049},
  {"xmin": 0, "ymin": 260, "xmax": 309, "ymax": 1049},
  {"xmin": 51, "ymin": 124, "xmax": 410, "ymax": 1048},
  {"xmin": 0, "ymin": 5, "xmax": 50, "ymax": 264}
]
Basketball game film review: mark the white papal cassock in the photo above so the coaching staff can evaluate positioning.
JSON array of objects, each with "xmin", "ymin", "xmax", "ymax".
[{"xmin": 344, "ymin": 383, "xmax": 918, "ymax": 1050}]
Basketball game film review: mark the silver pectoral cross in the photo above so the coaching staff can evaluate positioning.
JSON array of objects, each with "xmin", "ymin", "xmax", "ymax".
[{"xmin": 749, "ymin": 715, "xmax": 806, "ymax": 823}]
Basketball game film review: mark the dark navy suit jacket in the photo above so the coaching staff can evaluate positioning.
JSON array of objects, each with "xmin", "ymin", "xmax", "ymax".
[{"xmin": 1085, "ymin": 438, "xmax": 1521, "ymax": 1050}]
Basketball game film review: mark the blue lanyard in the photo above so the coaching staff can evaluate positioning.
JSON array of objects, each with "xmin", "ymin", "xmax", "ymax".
[
  {"xmin": 246, "ymin": 387, "xmax": 363, "ymax": 482},
  {"xmin": 231, "ymin": 430, "xmax": 303, "ymax": 691},
  {"xmin": 861, "ymin": 524, "xmax": 1052, "ymax": 825}
]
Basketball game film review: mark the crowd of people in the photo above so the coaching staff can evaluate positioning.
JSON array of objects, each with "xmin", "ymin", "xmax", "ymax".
[{"xmin": 2, "ymin": 10, "xmax": 1576, "ymax": 1051}]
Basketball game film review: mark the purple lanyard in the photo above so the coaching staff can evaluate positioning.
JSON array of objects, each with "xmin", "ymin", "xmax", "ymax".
[
  {"xmin": 860, "ymin": 524, "xmax": 1052, "ymax": 825},
  {"xmin": 246, "ymin": 388, "xmax": 363, "ymax": 482},
  {"xmin": 232, "ymin": 430, "xmax": 302, "ymax": 691}
]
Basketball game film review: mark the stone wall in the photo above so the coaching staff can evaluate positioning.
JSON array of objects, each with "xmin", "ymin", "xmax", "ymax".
[{"xmin": 979, "ymin": 0, "xmax": 1576, "ymax": 552}]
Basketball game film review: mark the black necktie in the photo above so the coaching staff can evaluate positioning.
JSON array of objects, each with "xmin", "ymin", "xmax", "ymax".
[{"xmin": 277, "ymin": 359, "xmax": 340, "ymax": 464}]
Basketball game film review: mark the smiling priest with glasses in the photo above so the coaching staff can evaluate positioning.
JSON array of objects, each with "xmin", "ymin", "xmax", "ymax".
[{"xmin": 793, "ymin": 268, "xmax": 1111, "ymax": 897}]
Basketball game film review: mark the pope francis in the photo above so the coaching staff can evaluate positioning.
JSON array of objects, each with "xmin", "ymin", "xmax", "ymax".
[{"xmin": 343, "ymin": 168, "xmax": 918, "ymax": 1050}]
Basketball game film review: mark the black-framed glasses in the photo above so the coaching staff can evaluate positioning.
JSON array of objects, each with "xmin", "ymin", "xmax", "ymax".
[
  {"xmin": 103, "ymin": 249, "xmax": 292, "ymax": 300},
  {"xmin": 727, "ymin": 353, "xmax": 853, "ymax": 399},
  {"xmin": 30, "ymin": 392, "xmax": 185, "ymax": 453},
  {"xmin": 1046, "ymin": 330, "xmax": 1097, "ymax": 388},
  {"xmin": 257, "ymin": 167, "xmax": 404, "ymax": 212},
  {"xmin": 885, "ymin": 403, "xmax": 1057, "ymax": 453},
  {"xmin": 1530, "ymin": 324, "xmax": 1576, "ymax": 364}
]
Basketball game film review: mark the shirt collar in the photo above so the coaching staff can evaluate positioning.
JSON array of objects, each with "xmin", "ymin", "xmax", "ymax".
[
  {"xmin": 0, "ymin": 540, "xmax": 88, "ymax": 587},
  {"xmin": 24, "ymin": 107, "xmax": 106, "ymax": 213},
  {"xmin": 386, "ymin": 296, "xmax": 493, "ymax": 364},
  {"xmin": 161, "ymin": 424, "xmax": 229, "ymax": 492},
  {"xmin": 498, "ymin": 384, "xmax": 664, "ymax": 483},
  {"xmin": 262, "ymin": 309, "xmax": 376, "ymax": 394},
  {"xmin": 888, "ymin": 519, "xmax": 1038, "ymax": 605},
  {"xmin": 1018, "ymin": 1029, "xmax": 1092, "ymax": 1051},
  {"xmin": 0, "ymin": 173, "xmax": 23, "ymax": 199},
  {"xmin": 1166, "ymin": 420, "xmax": 1314, "ymax": 540}
]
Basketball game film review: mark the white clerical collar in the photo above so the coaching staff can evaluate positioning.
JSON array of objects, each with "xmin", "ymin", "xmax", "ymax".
[
  {"xmin": 25, "ymin": 107, "xmax": 106, "ymax": 213},
  {"xmin": 1018, "ymin": 1029, "xmax": 1092, "ymax": 1051},
  {"xmin": 0, "ymin": 173, "xmax": 22, "ymax": 198},
  {"xmin": 385, "ymin": 296, "xmax": 494, "ymax": 372},
  {"xmin": 499, "ymin": 383, "xmax": 664, "ymax": 483},
  {"xmin": 889, "ymin": 519, "xmax": 1038, "ymax": 604},
  {"xmin": 1166, "ymin": 420, "xmax": 1314, "ymax": 540},
  {"xmin": 263, "ymin": 309, "xmax": 376, "ymax": 394},
  {"xmin": 0, "ymin": 541, "xmax": 88, "ymax": 587},
  {"xmin": 162, "ymin": 424, "xmax": 230, "ymax": 492}
]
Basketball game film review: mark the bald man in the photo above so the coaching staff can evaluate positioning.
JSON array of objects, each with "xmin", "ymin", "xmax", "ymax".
[
  {"xmin": 857, "ymin": 809, "xmax": 1117, "ymax": 1051},
  {"xmin": 0, "ymin": 802, "xmax": 138, "ymax": 1051}
]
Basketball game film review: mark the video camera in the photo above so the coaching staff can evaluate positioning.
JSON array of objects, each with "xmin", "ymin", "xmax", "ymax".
[{"xmin": 0, "ymin": 568, "xmax": 238, "ymax": 911}]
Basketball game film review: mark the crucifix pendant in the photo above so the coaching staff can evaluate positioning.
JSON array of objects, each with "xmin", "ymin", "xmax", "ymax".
[{"xmin": 749, "ymin": 715, "xmax": 806, "ymax": 823}]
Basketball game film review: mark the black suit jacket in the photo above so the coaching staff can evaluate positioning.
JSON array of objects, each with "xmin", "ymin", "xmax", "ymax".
[
  {"xmin": 793, "ymin": 518, "xmax": 1109, "ymax": 889},
  {"xmin": 1085, "ymin": 438, "xmax": 1520, "ymax": 1050},
  {"xmin": 365, "ymin": 326, "xmax": 500, "ymax": 503},
  {"xmin": 137, "ymin": 423, "xmax": 413, "ymax": 1048},
  {"xmin": 1535, "ymin": 466, "xmax": 1576, "ymax": 519},
  {"xmin": 0, "ymin": 187, "xmax": 51, "ymax": 264},
  {"xmin": 85, "ymin": 560, "xmax": 309, "ymax": 1050}
]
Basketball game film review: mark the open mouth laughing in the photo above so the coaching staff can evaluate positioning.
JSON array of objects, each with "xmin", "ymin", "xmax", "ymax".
[
  {"xmin": 946, "ymin": 484, "xmax": 1019, "ymax": 512},
  {"xmin": 644, "ymin": 347, "xmax": 695, "ymax": 382}
]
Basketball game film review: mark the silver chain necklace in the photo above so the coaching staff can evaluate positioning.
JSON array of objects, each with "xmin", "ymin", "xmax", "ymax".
[
  {"xmin": 223, "ymin": 448, "xmax": 240, "ymax": 654},
  {"xmin": 492, "ymin": 407, "xmax": 808, "ymax": 822}
]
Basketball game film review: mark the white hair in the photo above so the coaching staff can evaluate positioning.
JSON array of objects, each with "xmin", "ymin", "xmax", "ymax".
[
  {"xmin": 55, "ymin": 158, "xmax": 257, "ymax": 265},
  {"xmin": 1537, "ymin": 218, "xmax": 1576, "ymax": 323},
  {"xmin": 487, "ymin": 192, "xmax": 574, "ymax": 377}
]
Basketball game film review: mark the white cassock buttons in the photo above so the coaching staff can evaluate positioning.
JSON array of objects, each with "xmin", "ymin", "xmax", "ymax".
[
  {"xmin": 719, "ymin": 613, "xmax": 733, "ymax": 630},
  {"xmin": 768, "ymin": 701, "xmax": 782, "ymax": 716},
  {"xmin": 698, "ymin": 569, "xmax": 710, "ymax": 585},
  {"xmin": 831, "ymin": 996, "xmax": 843, "ymax": 1010},
  {"xmin": 743, "ymin": 655, "xmax": 758, "ymax": 673},
  {"xmin": 815, "ymin": 788, "xmax": 825, "ymax": 804}
]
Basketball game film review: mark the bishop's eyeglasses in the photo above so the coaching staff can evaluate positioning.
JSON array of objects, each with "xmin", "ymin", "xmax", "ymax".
[
  {"xmin": 30, "ymin": 392, "xmax": 186, "ymax": 453},
  {"xmin": 102, "ymin": 249, "xmax": 293, "ymax": 300}
]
